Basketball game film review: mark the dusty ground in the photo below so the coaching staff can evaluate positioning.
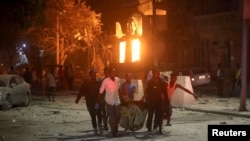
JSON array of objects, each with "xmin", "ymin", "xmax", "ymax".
[
  {"xmin": 0, "ymin": 94, "xmax": 86, "ymax": 141},
  {"xmin": 0, "ymin": 89, "xmax": 250, "ymax": 141}
]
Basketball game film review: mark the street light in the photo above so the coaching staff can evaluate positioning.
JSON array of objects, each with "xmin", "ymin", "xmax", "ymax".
[{"xmin": 15, "ymin": 43, "xmax": 29, "ymax": 66}]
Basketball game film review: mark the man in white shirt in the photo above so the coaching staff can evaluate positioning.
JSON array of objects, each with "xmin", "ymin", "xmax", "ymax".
[{"xmin": 97, "ymin": 67, "xmax": 121, "ymax": 138}]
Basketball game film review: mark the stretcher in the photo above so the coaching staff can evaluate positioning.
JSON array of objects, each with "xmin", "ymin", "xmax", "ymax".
[{"xmin": 119, "ymin": 101, "xmax": 147, "ymax": 131}]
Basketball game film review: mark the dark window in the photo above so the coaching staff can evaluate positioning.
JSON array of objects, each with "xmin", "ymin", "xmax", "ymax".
[{"xmin": 192, "ymin": 68, "xmax": 207, "ymax": 74}]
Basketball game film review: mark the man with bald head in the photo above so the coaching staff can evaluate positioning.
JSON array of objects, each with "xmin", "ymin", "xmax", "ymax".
[{"xmin": 121, "ymin": 73, "xmax": 136, "ymax": 101}]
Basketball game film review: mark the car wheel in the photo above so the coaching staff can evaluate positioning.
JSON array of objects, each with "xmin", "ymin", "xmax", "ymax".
[
  {"xmin": 22, "ymin": 93, "xmax": 30, "ymax": 107},
  {"xmin": 2, "ymin": 95, "xmax": 12, "ymax": 110}
]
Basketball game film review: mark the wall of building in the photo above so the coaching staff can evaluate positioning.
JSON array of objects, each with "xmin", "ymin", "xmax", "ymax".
[
  {"xmin": 194, "ymin": 11, "xmax": 242, "ymax": 72},
  {"xmin": 164, "ymin": 0, "xmax": 250, "ymax": 83}
]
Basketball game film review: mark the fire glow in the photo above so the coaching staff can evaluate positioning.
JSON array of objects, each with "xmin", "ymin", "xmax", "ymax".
[{"xmin": 119, "ymin": 39, "xmax": 141, "ymax": 63}]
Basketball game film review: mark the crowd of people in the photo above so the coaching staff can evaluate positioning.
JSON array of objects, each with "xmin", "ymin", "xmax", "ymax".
[
  {"xmin": 1, "ymin": 63, "xmax": 241, "ymax": 138},
  {"xmin": 2, "ymin": 65, "xmax": 198, "ymax": 137},
  {"xmin": 74, "ymin": 67, "xmax": 198, "ymax": 138},
  {"xmin": 216, "ymin": 63, "xmax": 242, "ymax": 97},
  {"xmin": 0, "ymin": 64, "xmax": 77, "ymax": 102}
]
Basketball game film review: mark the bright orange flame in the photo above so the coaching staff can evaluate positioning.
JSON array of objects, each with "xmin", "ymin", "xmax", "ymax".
[
  {"xmin": 119, "ymin": 41, "xmax": 126, "ymax": 63},
  {"xmin": 131, "ymin": 39, "xmax": 140, "ymax": 62}
]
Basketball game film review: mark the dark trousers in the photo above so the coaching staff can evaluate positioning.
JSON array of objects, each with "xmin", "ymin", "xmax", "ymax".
[
  {"xmin": 232, "ymin": 78, "xmax": 241, "ymax": 91},
  {"xmin": 87, "ymin": 106, "xmax": 102, "ymax": 129},
  {"xmin": 146, "ymin": 104, "xmax": 163, "ymax": 131},
  {"xmin": 48, "ymin": 86, "xmax": 55, "ymax": 101},
  {"xmin": 100, "ymin": 103, "xmax": 108, "ymax": 129},
  {"xmin": 67, "ymin": 77, "xmax": 74, "ymax": 90},
  {"xmin": 31, "ymin": 80, "xmax": 39, "ymax": 90},
  {"xmin": 217, "ymin": 79, "xmax": 224, "ymax": 97},
  {"xmin": 106, "ymin": 103, "xmax": 121, "ymax": 136},
  {"xmin": 57, "ymin": 77, "xmax": 65, "ymax": 90}
]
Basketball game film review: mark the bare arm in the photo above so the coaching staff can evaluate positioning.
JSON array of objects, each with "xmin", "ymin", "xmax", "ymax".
[
  {"xmin": 96, "ymin": 79, "xmax": 105, "ymax": 103},
  {"xmin": 175, "ymin": 84, "xmax": 198, "ymax": 99},
  {"xmin": 75, "ymin": 81, "xmax": 86, "ymax": 104},
  {"xmin": 96, "ymin": 93, "xmax": 103, "ymax": 103}
]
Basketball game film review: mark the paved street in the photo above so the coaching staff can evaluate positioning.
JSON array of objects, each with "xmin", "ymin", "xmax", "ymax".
[{"xmin": 0, "ymin": 88, "xmax": 249, "ymax": 141}]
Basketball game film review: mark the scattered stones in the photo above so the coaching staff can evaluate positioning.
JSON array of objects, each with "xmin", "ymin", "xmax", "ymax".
[
  {"xmin": 218, "ymin": 99, "xmax": 228, "ymax": 102},
  {"xmin": 52, "ymin": 111, "xmax": 60, "ymax": 114},
  {"xmin": 220, "ymin": 121, "xmax": 227, "ymax": 124}
]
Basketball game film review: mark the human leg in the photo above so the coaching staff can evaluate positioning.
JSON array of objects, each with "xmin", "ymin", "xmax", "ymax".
[
  {"xmin": 232, "ymin": 79, "xmax": 237, "ymax": 92},
  {"xmin": 106, "ymin": 104, "xmax": 116, "ymax": 137},
  {"xmin": 48, "ymin": 87, "xmax": 52, "ymax": 101},
  {"xmin": 217, "ymin": 80, "xmax": 223, "ymax": 97},
  {"xmin": 166, "ymin": 105, "xmax": 172, "ymax": 126},
  {"xmin": 239, "ymin": 79, "xmax": 241, "ymax": 88},
  {"xmin": 159, "ymin": 117, "xmax": 163, "ymax": 134},
  {"xmin": 166, "ymin": 116, "xmax": 172, "ymax": 126},
  {"xmin": 48, "ymin": 87, "xmax": 50, "ymax": 101},
  {"xmin": 68, "ymin": 77, "xmax": 74, "ymax": 90},
  {"xmin": 152, "ymin": 105, "xmax": 163, "ymax": 134},
  {"xmin": 153, "ymin": 106, "xmax": 162, "ymax": 129},
  {"xmin": 114, "ymin": 105, "xmax": 121, "ymax": 135},
  {"xmin": 146, "ymin": 108, "xmax": 154, "ymax": 132},
  {"xmin": 100, "ymin": 103, "xmax": 109, "ymax": 131},
  {"xmin": 96, "ymin": 109, "xmax": 103, "ymax": 135},
  {"xmin": 51, "ymin": 87, "xmax": 55, "ymax": 101},
  {"xmin": 88, "ymin": 107, "xmax": 98, "ymax": 135}
]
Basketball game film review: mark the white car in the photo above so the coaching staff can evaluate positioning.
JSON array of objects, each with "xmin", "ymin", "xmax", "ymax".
[
  {"xmin": 0, "ymin": 75, "xmax": 31, "ymax": 110},
  {"xmin": 175, "ymin": 67, "xmax": 211, "ymax": 86}
]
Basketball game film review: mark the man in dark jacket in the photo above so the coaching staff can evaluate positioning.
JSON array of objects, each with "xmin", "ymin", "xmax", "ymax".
[
  {"xmin": 75, "ymin": 70, "xmax": 103, "ymax": 135},
  {"xmin": 144, "ymin": 68, "xmax": 169, "ymax": 135}
]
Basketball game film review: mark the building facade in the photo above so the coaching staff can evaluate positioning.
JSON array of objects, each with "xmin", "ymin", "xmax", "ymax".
[
  {"xmin": 164, "ymin": 0, "xmax": 249, "ymax": 80},
  {"xmin": 86, "ymin": 0, "xmax": 249, "ymax": 82}
]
